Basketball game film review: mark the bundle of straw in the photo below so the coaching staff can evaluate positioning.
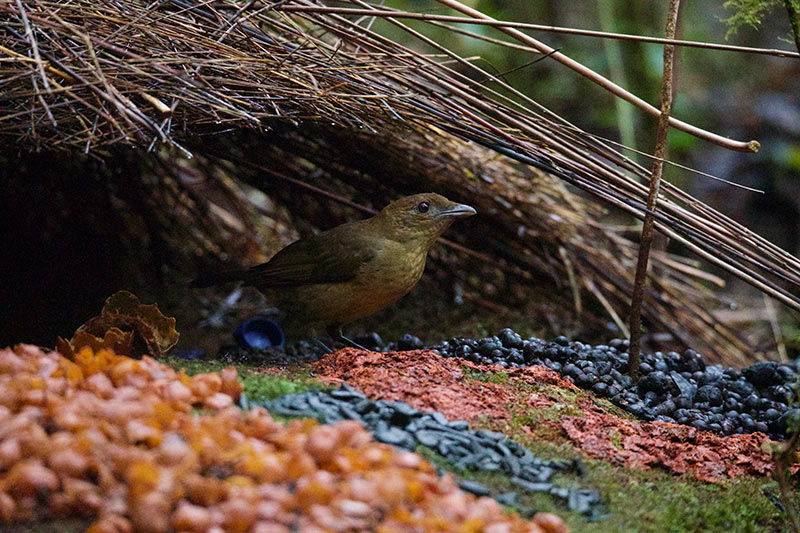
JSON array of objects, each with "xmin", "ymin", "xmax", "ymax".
[{"xmin": 2, "ymin": 0, "xmax": 798, "ymax": 362}]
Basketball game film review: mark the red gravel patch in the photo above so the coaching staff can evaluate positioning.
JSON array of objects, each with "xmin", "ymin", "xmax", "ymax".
[
  {"xmin": 313, "ymin": 349, "xmax": 800, "ymax": 482},
  {"xmin": 314, "ymin": 348, "xmax": 519, "ymax": 421},
  {"xmin": 314, "ymin": 348, "xmax": 575, "ymax": 422},
  {"xmin": 556, "ymin": 397, "xmax": 786, "ymax": 482}
]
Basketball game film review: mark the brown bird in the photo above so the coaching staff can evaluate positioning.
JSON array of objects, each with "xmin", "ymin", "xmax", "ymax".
[{"xmin": 194, "ymin": 193, "xmax": 476, "ymax": 348}]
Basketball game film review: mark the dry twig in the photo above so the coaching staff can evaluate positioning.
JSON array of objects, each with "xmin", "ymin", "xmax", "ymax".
[{"xmin": 628, "ymin": 0, "xmax": 681, "ymax": 381}]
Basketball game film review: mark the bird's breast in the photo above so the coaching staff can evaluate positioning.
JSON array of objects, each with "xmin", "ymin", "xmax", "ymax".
[
  {"xmin": 357, "ymin": 243, "xmax": 427, "ymax": 299},
  {"xmin": 297, "ymin": 241, "xmax": 428, "ymax": 326}
]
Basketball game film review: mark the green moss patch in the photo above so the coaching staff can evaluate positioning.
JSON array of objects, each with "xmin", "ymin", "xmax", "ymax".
[
  {"xmin": 462, "ymin": 366, "xmax": 511, "ymax": 385},
  {"xmin": 162, "ymin": 357, "xmax": 328, "ymax": 402}
]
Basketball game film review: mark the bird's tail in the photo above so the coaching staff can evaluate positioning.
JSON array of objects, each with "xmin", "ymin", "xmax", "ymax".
[{"xmin": 191, "ymin": 268, "xmax": 246, "ymax": 288}]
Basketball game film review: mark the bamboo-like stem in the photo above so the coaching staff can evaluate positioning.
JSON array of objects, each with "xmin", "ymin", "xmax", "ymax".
[
  {"xmin": 628, "ymin": 0, "xmax": 681, "ymax": 381},
  {"xmin": 278, "ymin": 5, "xmax": 800, "ymax": 59},
  {"xmin": 401, "ymin": 0, "xmax": 759, "ymax": 152},
  {"xmin": 597, "ymin": 0, "xmax": 636, "ymax": 153},
  {"xmin": 784, "ymin": 0, "xmax": 800, "ymax": 54}
]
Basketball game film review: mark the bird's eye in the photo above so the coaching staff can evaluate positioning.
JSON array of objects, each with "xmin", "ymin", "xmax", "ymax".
[{"xmin": 417, "ymin": 202, "xmax": 429, "ymax": 213}]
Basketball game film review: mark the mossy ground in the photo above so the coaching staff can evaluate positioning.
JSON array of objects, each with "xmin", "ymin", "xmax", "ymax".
[
  {"xmin": 471, "ymin": 421, "xmax": 795, "ymax": 533},
  {"xmin": 460, "ymin": 367, "xmax": 799, "ymax": 532},
  {"xmin": 164, "ymin": 357, "xmax": 328, "ymax": 402},
  {"xmin": 461, "ymin": 366, "xmax": 511, "ymax": 385},
  {"xmin": 423, "ymin": 436, "xmax": 793, "ymax": 533},
  {"xmin": 163, "ymin": 355, "xmax": 800, "ymax": 533}
]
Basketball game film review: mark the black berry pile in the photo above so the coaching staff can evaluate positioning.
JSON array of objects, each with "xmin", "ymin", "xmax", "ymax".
[
  {"xmin": 219, "ymin": 325, "xmax": 799, "ymax": 441},
  {"xmin": 431, "ymin": 329, "xmax": 800, "ymax": 440},
  {"xmin": 245, "ymin": 386, "xmax": 604, "ymax": 518}
]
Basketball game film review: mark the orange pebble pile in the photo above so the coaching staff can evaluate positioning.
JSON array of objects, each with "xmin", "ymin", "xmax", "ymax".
[{"xmin": 0, "ymin": 345, "xmax": 568, "ymax": 533}]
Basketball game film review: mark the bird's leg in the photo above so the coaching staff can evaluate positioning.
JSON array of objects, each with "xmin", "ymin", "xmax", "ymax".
[
  {"xmin": 315, "ymin": 339, "xmax": 334, "ymax": 354},
  {"xmin": 340, "ymin": 334, "xmax": 369, "ymax": 351},
  {"xmin": 326, "ymin": 325, "xmax": 369, "ymax": 351}
]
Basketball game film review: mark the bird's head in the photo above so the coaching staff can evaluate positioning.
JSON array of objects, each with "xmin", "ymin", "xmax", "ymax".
[{"xmin": 377, "ymin": 193, "xmax": 476, "ymax": 246}]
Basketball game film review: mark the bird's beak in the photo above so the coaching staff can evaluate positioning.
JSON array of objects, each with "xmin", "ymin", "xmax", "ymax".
[{"xmin": 437, "ymin": 203, "xmax": 477, "ymax": 218}]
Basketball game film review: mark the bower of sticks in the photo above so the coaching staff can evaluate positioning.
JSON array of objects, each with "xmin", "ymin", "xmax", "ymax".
[{"xmin": 2, "ymin": 0, "xmax": 799, "ymax": 366}]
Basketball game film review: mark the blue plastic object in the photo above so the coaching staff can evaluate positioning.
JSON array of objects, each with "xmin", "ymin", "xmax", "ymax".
[{"xmin": 234, "ymin": 316, "xmax": 285, "ymax": 349}]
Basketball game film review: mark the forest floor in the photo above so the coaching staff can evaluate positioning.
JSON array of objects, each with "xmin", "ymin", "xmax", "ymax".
[{"xmin": 167, "ymin": 347, "xmax": 799, "ymax": 533}]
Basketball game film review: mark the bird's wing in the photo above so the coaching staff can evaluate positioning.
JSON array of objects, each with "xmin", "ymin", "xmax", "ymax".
[{"xmin": 242, "ymin": 226, "xmax": 377, "ymax": 288}]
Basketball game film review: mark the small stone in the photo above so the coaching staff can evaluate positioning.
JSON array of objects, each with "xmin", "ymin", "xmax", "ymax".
[
  {"xmin": 330, "ymin": 386, "xmax": 364, "ymax": 400},
  {"xmin": 389, "ymin": 401, "xmax": 420, "ymax": 421},
  {"xmin": 653, "ymin": 400, "xmax": 676, "ymax": 417},
  {"xmin": 695, "ymin": 385, "xmax": 723, "ymax": 406},
  {"xmin": 495, "ymin": 492, "xmax": 518, "ymax": 507},
  {"xmin": 414, "ymin": 430, "xmax": 441, "ymax": 448},
  {"xmin": 374, "ymin": 428, "xmax": 413, "ymax": 448},
  {"xmin": 397, "ymin": 334, "xmax": 424, "ymax": 350},
  {"xmin": 498, "ymin": 329, "xmax": 523, "ymax": 348},
  {"xmin": 638, "ymin": 371, "xmax": 674, "ymax": 394},
  {"xmin": 458, "ymin": 479, "xmax": 491, "ymax": 496},
  {"xmin": 682, "ymin": 349, "xmax": 705, "ymax": 372},
  {"xmin": 428, "ymin": 412, "xmax": 449, "ymax": 426},
  {"xmin": 479, "ymin": 341, "xmax": 502, "ymax": 356},
  {"xmin": 567, "ymin": 488, "xmax": 600, "ymax": 513},
  {"xmin": 511, "ymin": 477, "xmax": 552, "ymax": 492},
  {"xmin": 743, "ymin": 361, "xmax": 781, "ymax": 388},
  {"xmin": 671, "ymin": 371, "xmax": 697, "ymax": 400},
  {"xmin": 609, "ymin": 338, "xmax": 629, "ymax": 351}
]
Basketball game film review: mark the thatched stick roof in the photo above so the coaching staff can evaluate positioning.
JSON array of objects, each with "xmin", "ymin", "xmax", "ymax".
[{"xmin": 2, "ymin": 0, "xmax": 798, "ymax": 362}]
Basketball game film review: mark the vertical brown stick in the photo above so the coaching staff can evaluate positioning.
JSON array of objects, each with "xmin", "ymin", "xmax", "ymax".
[
  {"xmin": 785, "ymin": 0, "xmax": 800, "ymax": 54},
  {"xmin": 772, "ymin": 422, "xmax": 800, "ymax": 532},
  {"xmin": 628, "ymin": 0, "xmax": 681, "ymax": 380}
]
